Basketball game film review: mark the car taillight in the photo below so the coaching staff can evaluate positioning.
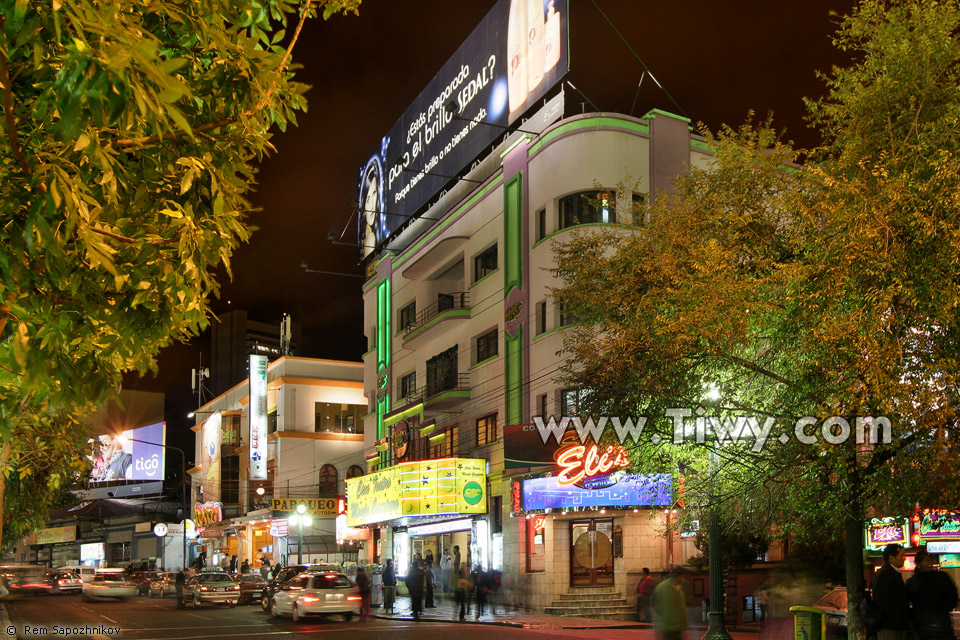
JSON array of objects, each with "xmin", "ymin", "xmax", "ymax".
[
  {"xmin": 347, "ymin": 595, "xmax": 362, "ymax": 601},
  {"xmin": 230, "ymin": 585, "xmax": 239, "ymax": 590},
  {"xmin": 301, "ymin": 596, "xmax": 320, "ymax": 604},
  {"xmin": 200, "ymin": 586, "xmax": 209, "ymax": 591},
  {"xmin": 23, "ymin": 583, "xmax": 51, "ymax": 589},
  {"xmin": 57, "ymin": 580, "xmax": 67, "ymax": 585},
  {"xmin": 89, "ymin": 584, "xmax": 109, "ymax": 589}
]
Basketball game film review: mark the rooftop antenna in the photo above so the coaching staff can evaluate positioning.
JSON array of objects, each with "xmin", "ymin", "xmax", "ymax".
[
  {"xmin": 191, "ymin": 353, "xmax": 211, "ymax": 410},
  {"xmin": 280, "ymin": 313, "xmax": 292, "ymax": 356}
]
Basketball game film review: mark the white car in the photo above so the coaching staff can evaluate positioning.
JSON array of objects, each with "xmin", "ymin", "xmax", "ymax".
[
  {"xmin": 82, "ymin": 571, "xmax": 138, "ymax": 601},
  {"xmin": 270, "ymin": 572, "xmax": 361, "ymax": 622}
]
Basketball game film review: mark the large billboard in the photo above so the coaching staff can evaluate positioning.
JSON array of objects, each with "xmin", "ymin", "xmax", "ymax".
[
  {"xmin": 519, "ymin": 473, "xmax": 672, "ymax": 511},
  {"xmin": 88, "ymin": 421, "xmax": 166, "ymax": 482},
  {"xmin": 359, "ymin": 0, "xmax": 569, "ymax": 258},
  {"xmin": 249, "ymin": 354, "xmax": 268, "ymax": 480},
  {"xmin": 200, "ymin": 412, "xmax": 221, "ymax": 503}
]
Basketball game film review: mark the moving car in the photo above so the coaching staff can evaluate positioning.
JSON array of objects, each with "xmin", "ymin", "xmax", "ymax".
[
  {"xmin": 128, "ymin": 570, "xmax": 162, "ymax": 596},
  {"xmin": 183, "ymin": 572, "xmax": 239, "ymax": 608},
  {"xmin": 56, "ymin": 565, "xmax": 96, "ymax": 583},
  {"xmin": 269, "ymin": 572, "xmax": 361, "ymax": 622},
  {"xmin": 82, "ymin": 570, "xmax": 138, "ymax": 601},
  {"xmin": 235, "ymin": 573, "xmax": 267, "ymax": 604},
  {"xmin": 0, "ymin": 565, "xmax": 51, "ymax": 596},
  {"xmin": 149, "ymin": 572, "xmax": 178, "ymax": 598},
  {"xmin": 48, "ymin": 571, "xmax": 83, "ymax": 594},
  {"xmin": 260, "ymin": 564, "xmax": 328, "ymax": 611}
]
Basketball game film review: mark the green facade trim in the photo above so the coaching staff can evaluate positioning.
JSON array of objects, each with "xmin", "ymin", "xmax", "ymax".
[
  {"xmin": 532, "ymin": 325, "xmax": 565, "ymax": 342},
  {"xmin": 402, "ymin": 308, "xmax": 471, "ymax": 342},
  {"xmin": 504, "ymin": 173, "xmax": 523, "ymax": 296},
  {"xmin": 376, "ymin": 279, "xmax": 392, "ymax": 439},
  {"xmin": 691, "ymin": 139, "xmax": 712, "ymax": 152},
  {"xmin": 642, "ymin": 108, "xmax": 692, "ymax": 124},
  {"xmin": 469, "ymin": 354, "xmax": 500, "ymax": 371},
  {"xmin": 469, "ymin": 269, "xmax": 500, "ymax": 289},
  {"xmin": 532, "ymin": 222, "xmax": 628, "ymax": 250},
  {"xmin": 393, "ymin": 178, "xmax": 503, "ymax": 270},
  {"xmin": 426, "ymin": 389, "xmax": 471, "ymax": 407},
  {"xmin": 526, "ymin": 117, "xmax": 650, "ymax": 157},
  {"xmin": 505, "ymin": 326, "xmax": 524, "ymax": 425},
  {"xmin": 383, "ymin": 402, "xmax": 424, "ymax": 428}
]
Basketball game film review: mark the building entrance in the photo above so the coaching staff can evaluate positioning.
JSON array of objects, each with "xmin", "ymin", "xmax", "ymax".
[{"xmin": 569, "ymin": 519, "xmax": 614, "ymax": 587}]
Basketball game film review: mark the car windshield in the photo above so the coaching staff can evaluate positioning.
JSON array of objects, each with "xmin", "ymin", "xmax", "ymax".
[
  {"xmin": 815, "ymin": 589, "xmax": 847, "ymax": 610},
  {"xmin": 308, "ymin": 574, "xmax": 353, "ymax": 589},
  {"xmin": 198, "ymin": 574, "xmax": 234, "ymax": 584}
]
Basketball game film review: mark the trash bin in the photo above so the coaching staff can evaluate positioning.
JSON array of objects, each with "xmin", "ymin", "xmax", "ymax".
[
  {"xmin": 790, "ymin": 606, "xmax": 826, "ymax": 640},
  {"xmin": 372, "ymin": 570, "xmax": 383, "ymax": 607}
]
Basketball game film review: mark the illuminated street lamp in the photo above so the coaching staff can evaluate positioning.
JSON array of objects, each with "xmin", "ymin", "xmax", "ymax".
[{"xmin": 288, "ymin": 504, "xmax": 312, "ymax": 564}]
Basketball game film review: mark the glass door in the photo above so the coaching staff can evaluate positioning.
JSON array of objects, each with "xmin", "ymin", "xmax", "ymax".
[{"xmin": 569, "ymin": 518, "xmax": 614, "ymax": 586}]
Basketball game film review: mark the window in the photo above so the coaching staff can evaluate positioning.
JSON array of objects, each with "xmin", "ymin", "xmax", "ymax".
[
  {"xmin": 561, "ymin": 388, "xmax": 586, "ymax": 416},
  {"xmin": 476, "ymin": 413, "xmax": 498, "ymax": 447},
  {"xmin": 400, "ymin": 372, "xmax": 417, "ymax": 399},
  {"xmin": 346, "ymin": 465, "xmax": 364, "ymax": 480},
  {"xmin": 221, "ymin": 455, "xmax": 239, "ymax": 504},
  {"xmin": 525, "ymin": 516, "xmax": 545, "ymax": 573},
  {"xmin": 538, "ymin": 394, "xmax": 548, "ymax": 418},
  {"xmin": 559, "ymin": 190, "xmax": 617, "ymax": 230},
  {"xmin": 426, "ymin": 345, "xmax": 459, "ymax": 396},
  {"xmin": 315, "ymin": 402, "xmax": 365, "ymax": 434},
  {"xmin": 475, "ymin": 329, "xmax": 498, "ymax": 363},
  {"xmin": 558, "ymin": 302, "xmax": 575, "ymax": 327},
  {"xmin": 222, "ymin": 414, "xmax": 240, "ymax": 446},
  {"xmin": 474, "ymin": 244, "xmax": 498, "ymax": 282},
  {"xmin": 268, "ymin": 409, "xmax": 278, "ymax": 434},
  {"xmin": 399, "ymin": 301, "xmax": 417, "ymax": 331},
  {"xmin": 318, "ymin": 465, "xmax": 338, "ymax": 498},
  {"xmin": 536, "ymin": 207, "xmax": 546, "ymax": 241},
  {"xmin": 537, "ymin": 301, "xmax": 547, "ymax": 335}
]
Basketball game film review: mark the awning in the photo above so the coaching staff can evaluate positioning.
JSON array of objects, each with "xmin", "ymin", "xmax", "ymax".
[{"xmin": 197, "ymin": 521, "xmax": 243, "ymax": 539}]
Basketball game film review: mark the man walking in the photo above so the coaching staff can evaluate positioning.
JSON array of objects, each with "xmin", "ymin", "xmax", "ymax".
[
  {"xmin": 637, "ymin": 567, "xmax": 656, "ymax": 623},
  {"xmin": 873, "ymin": 544, "xmax": 911, "ymax": 640},
  {"xmin": 652, "ymin": 566, "xmax": 688, "ymax": 640},
  {"xmin": 382, "ymin": 559, "xmax": 397, "ymax": 614},
  {"xmin": 355, "ymin": 566, "xmax": 372, "ymax": 622},
  {"xmin": 406, "ymin": 561, "xmax": 425, "ymax": 621},
  {"xmin": 175, "ymin": 568, "xmax": 186, "ymax": 609},
  {"xmin": 906, "ymin": 548, "xmax": 959, "ymax": 640}
]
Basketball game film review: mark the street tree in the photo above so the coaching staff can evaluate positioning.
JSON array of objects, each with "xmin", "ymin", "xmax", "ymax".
[
  {"xmin": 0, "ymin": 0, "xmax": 360, "ymax": 551},
  {"xmin": 552, "ymin": 1, "xmax": 960, "ymax": 637}
]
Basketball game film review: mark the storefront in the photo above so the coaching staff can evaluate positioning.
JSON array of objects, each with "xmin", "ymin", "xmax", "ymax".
[{"xmin": 864, "ymin": 511, "xmax": 960, "ymax": 584}]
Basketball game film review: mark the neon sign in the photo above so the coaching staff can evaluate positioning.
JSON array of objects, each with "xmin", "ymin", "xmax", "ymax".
[
  {"xmin": 918, "ymin": 512, "xmax": 960, "ymax": 541},
  {"xmin": 865, "ymin": 517, "xmax": 909, "ymax": 549},
  {"xmin": 556, "ymin": 443, "xmax": 629, "ymax": 485}
]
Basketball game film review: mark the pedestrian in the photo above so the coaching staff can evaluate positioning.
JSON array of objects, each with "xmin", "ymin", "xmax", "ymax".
[
  {"xmin": 873, "ymin": 544, "xmax": 911, "ymax": 640},
  {"xmin": 220, "ymin": 555, "xmax": 230, "ymax": 571},
  {"xmin": 454, "ymin": 566, "xmax": 469, "ymax": 621},
  {"xmin": 425, "ymin": 560, "xmax": 436, "ymax": 608},
  {"xmin": 382, "ymin": 559, "xmax": 397, "ymax": 614},
  {"xmin": 175, "ymin": 568, "xmax": 186, "ymax": 609},
  {"xmin": 440, "ymin": 550, "xmax": 453, "ymax": 594},
  {"xmin": 240, "ymin": 559, "xmax": 250, "ymax": 574},
  {"xmin": 406, "ymin": 561, "xmax": 425, "ymax": 620},
  {"xmin": 196, "ymin": 551, "xmax": 206, "ymax": 570},
  {"xmin": 906, "ymin": 548, "xmax": 959, "ymax": 640},
  {"xmin": 356, "ymin": 566, "xmax": 373, "ymax": 622},
  {"xmin": 259, "ymin": 559, "xmax": 271, "ymax": 579},
  {"xmin": 271, "ymin": 563, "xmax": 281, "ymax": 579},
  {"xmin": 453, "ymin": 545, "xmax": 461, "ymax": 575},
  {"xmin": 229, "ymin": 554, "xmax": 238, "ymax": 574},
  {"xmin": 472, "ymin": 564, "xmax": 487, "ymax": 619},
  {"xmin": 425, "ymin": 549, "xmax": 434, "ymax": 568},
  {"xmin": 488, "ymin": 569, "xmax": 502, "ymax": 615},
  {"xmin": 637, "ymin": 567, "xmax": 656, "ymax": 623},
  {"xmin": 652, "ymin": 565, "xmax": 689, "ymax": 640}
]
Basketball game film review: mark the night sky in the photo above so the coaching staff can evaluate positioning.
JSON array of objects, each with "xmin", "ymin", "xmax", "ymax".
[{"xmin": 121, "ymin": 1, "xmax": 856, "ymax": 459}]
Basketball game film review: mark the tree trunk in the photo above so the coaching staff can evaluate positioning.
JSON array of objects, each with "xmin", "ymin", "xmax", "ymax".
[
  {"xmin": 0, "ymin": 440, "xmax": 11, "ymax": 554},
  {"xmin": 845, "ymin": 497, "xmax": 866, "ymax": 640}
]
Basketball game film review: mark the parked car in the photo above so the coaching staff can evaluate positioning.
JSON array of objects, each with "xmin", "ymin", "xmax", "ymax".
[
  {"xmin": 56, "ymin": 565, "xmax": 96, "ymax": 583},
  {"xmin": 812, "ymin": 586, "xmax": 960, "ymax": 639},
  {"xmin": 47, "ymin": 571, "xmax": 83, "ymax": 594},
  {"xmin": 260, "ymin": 564, "xmax": 328, "ymax": 612},
  {"xmin": 82, "ymin": 570, "xmax": 138, "ymax": 601},
  {"xmin": 183, "ymin": 572, "xmax": 239, "ymax": 608},
  {"xmin": 234, "ymin": 573, "xmax": 267, "ymax": 604},
  {"xmin": 128, "ymin": 570, "xmax": 162, "ymax": 596},
  {"xmin": 269, "ymin": 572, "xmax": 361, "ymax": 622},
  {"xmin": 149, "ymin": 572, "xmax": 179, "ymax": 598}
]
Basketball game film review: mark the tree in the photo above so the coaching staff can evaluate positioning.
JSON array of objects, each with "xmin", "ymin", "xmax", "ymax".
[
  {"xmin": 0, "ymin": 0, "xmax": 360, "ymax": 551},
  {"xmin": 552, "ymin": 2, "xmax": 960, "ymax": 638}
]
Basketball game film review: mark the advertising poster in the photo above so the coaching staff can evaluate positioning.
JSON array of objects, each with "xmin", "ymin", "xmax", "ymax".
[
  {"xmin": 521, "ymin": 473, "xmax": 672, "ymax": 511},
  {"xmin": 249, "ymin": 354, "xmax": 268, "ymax": 480},
  {"xmin": 359, "ymin": 0, "xmax": 569, "ymax": 258},
  {"xmin": 88, "ymin": 421, "xmax": 166, "ymax": 482},
  {"xmin": 201, "ymin": 412, "xmax": 221, "ymax": 503}
]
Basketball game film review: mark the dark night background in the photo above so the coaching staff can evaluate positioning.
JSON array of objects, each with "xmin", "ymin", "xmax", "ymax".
[{"xmin": 120, "ymin": 1, "xmax": 856, "ymax": 463}]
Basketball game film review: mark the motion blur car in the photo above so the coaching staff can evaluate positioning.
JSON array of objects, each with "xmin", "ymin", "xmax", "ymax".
[
  {"xmin": 260, "ymin": 564, "xmax": 329, "ymax": 611},
  {"xmin": 235, "ymin": 573, "xmax": 267, "ymax": 604},
  {"xmin": 149, "ymin": 572, "xmax": 178, "ymax": 598},
  {"xmin": 183, "ymin": 572, "xmax": 239, "ymax": 608},
  {"xmin": 128, "ymin": 570, "xmax": 162, "ymax": 596},
  {"xmin": 0, "ymin": 565, "xmax": 51, "ymax": 596},
  {"xmin": 82, "ymin": 570, "xmax": 138, "ymax": 601},
  {"xmin": 47, "ymin": 571, "xmax": 82, "ymax": 594},
  {"xmin": 269, "ymin": 572, "xmax": 361, "ymax": 622}
]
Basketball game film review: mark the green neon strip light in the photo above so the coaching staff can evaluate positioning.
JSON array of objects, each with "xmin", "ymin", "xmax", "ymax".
[
  {"xmin": 383, "ymin": 402, "xmax": 424, "ymax": 428},
  {"xmin": 505, "ymin": 326, "xmax": 524, "ymax": 425},
  {"xmin": 504, "ymin": 173, "xmax": 523, "ymax": 296}
]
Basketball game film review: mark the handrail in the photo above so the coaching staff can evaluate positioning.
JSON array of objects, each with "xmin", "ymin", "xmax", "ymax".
[{"xmin": 402, "ymin": 292, "xmax": 470, "ymax": 334}]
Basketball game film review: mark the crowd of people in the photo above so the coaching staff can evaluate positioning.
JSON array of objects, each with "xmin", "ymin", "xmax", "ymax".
[{"xmin": 872, "ymin": 544, "xmax": 958, "ymax": 640}]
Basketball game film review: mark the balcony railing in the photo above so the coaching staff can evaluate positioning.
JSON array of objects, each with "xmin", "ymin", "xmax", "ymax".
[
  {"xmin": 401, "ymin": 292, "xmax": 469, "ymax": 336},
  {"xmin": 395, "ymin": 372, "xmax": 470, "ymax": 407}
]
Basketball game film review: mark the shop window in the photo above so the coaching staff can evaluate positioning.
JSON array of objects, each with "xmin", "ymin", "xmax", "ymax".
[
  {"xmin": 559, "ymin": 190, "xmax": 616, "ymax": 230},
  {"xmin": 399, "ymin": 301, "xmax": 417, "ymax": 331},
  {"xmin": 318, "ymin": 465, "xmax": 338, "ymax": 498},
  {"xmin": 314, "ymin": 402, "xmax": 365, "ymax": 434},
  {"xmin": 475, "ymin": 329, "xmax": 498, "ymax": 363},
  {"xmin": 476, "ymin": 413, "xmax": 497, "ymax": 447},
  {"xmin": 525, "ymin": 515, "xmax": 545, "ymax": 573},
  {"xmin": 474, "ymin": 244, "xmax": 498, "ymax": 282}
]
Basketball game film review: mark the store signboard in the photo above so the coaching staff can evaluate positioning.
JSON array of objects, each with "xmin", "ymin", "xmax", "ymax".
[
  {"xmin": 346, "ymin": 457, "xmax": 487, "ymax": 526},
  {"xmin": 268, "ymin": 518, "xmax": 288, "ymax": 538},
  {"xmin": 407, "ymin": 518, "xmax": 474, "ymax": 537},
  {"xmin": 865, "ymin": 517, "xmax": 910, "ymax": 550},
  {"xmin": 918, "ymin": 512, "xmax": 960, "ymax": 541},
  {"xmin": 25, "ymin": 525, "xmax": 77, "ymax": 546},
  {"xmin": 927, "ymin": 541, "xmax": 960, "ymax": 553},
  {"xmin": 271, "ymin": 498, "xmax": 338, "ymax": 518},
  {"xmin": 358, "ymin": 0, "xmax": 569, "ymax": 258},
  {"xmin": 940, "ymin": 554, "xmax": 960, "ymax": 568},
  {"xmin": 521, "ymin": 473, "xmax": 672, "ymax": 511},
  {"xmin": 194, "ymin": 501, "xmax": 223, "ymax": 526},
  {"xmin": 249, "ymin": 355, "xmax": 268, "ymax": 481},
  {"xmin": 80, "ymin": 542, "xmax": 104, "ymax": 564}
]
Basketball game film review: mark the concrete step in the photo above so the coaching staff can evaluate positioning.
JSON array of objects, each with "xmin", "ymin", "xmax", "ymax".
[
  {"xmin": 564, "ymin": 586, "xmax": 617, "ymax": 594},
  {"xmin": 542, "ymin": 608, "xmax": 641, "ymax": 621},
  {"xmin": 544, "ymin": 604, "xmax": 638, "ymax": 617},
  {"xmin": 557, "ymin": 593, "xmax": 628, "ymax": 602}
]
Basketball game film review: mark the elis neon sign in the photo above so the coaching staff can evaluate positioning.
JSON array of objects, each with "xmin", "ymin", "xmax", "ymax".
[{"xmin": 556, "ymin": 444, "xmax": 630, "ymax": 485}]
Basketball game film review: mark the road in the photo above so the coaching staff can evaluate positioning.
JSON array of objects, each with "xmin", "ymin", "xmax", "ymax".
[{"xmin": 2, "ymin": 593, "xmax": 659, "ymax": 640}]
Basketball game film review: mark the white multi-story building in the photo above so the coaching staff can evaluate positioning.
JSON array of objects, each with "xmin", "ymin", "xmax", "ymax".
[
  {"xmin": 358, "ymin": 109, "xmax": 708, "ymax": 615},
  {"xmin": 189, "ymin": 356, "xmax": 369, "ymax": 569}
]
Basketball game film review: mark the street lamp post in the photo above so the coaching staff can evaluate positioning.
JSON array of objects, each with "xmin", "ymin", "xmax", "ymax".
[
  {"xmin": 703, "ymin": 446, "xmax": 734, "ymax": 640},
  {"xmin": 288, "ymin": 504, "xmax": 312, "ymax": 564},
  {"xmin": 120, "ymin": 437, "xmax": 189, "ymax": 571}
]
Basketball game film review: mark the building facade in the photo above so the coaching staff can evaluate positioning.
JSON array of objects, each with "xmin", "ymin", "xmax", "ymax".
[
  {"xmin": 189, "ymin": 356, "xmax": 368, "ymax": 569},
  {"xmin": 357, "ymin": 109, "xmax": 710, "ymax": 614},
  {"xmin": 210, "ymin": 310, "xmax": 303, "ymax": 396}
]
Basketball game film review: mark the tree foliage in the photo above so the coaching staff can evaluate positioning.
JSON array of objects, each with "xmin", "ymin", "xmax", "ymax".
[
  {"xmin": 553, "ymin": 2, "xmax": 960, "ymax": 637},
  {"xmin": 0, "ymin": 0, "xmax": 360, "ymax": 550}
]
